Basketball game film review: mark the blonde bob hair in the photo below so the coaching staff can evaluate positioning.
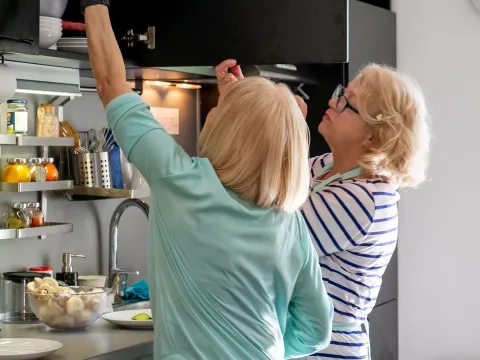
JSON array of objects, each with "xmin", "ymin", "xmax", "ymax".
[
  {"xmin": 355, "ymin": 64, "xmax": 431, "ymax": 188},
  {"xmin": 199, "ymin": 77, "xmax": 310, "ymax": 212}
]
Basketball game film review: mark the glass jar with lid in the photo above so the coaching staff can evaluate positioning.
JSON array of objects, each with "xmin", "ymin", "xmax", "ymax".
[
  {"xmin": 7, "ymin": 100, "xmax": 28, "ymax": 135},
  {"xmin": 36, "ymin": 104, "xmax": 59, "ymax": 137},
  {"xmin": 3, "ymin": 203, "xmax": 31, "ymax": 229},
  {"xmin": 27, "ymin": 158, "xmax": 46, "ymax": 182},
  {"xmin": 41, "ymin": 158, "xmax": 58, "ymax": 181},
  {"xmin": 2, "ymin": 158, "xmax": 31, "ymax": 183},
  {"xmin": 25, "ymin": 203, "xmax": 44, "ymax": 228}
]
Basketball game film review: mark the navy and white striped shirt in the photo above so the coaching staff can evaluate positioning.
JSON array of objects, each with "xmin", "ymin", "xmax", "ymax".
[{"xmin": 301, "ymin": 153, "xmax": 399, "ymax": 359}]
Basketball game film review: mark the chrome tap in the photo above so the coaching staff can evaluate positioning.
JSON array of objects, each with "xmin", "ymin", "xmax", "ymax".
[{"xmin": 108, "ymin": 198, "xmax": 149, "ymax": 303}]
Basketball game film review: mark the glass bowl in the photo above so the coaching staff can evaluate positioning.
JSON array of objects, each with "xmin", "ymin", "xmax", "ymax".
[{"xmin": 27, "ymin": 286, "xmax": 111, "ymax": 331}]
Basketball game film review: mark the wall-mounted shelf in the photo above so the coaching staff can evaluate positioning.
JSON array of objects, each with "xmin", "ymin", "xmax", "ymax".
[
  {"xmin": 0, "ymin": 181, "xmax": 73, "ymax": 193},
  {"xmin": 0, "ymin": 223, "xmax": 73, "ymax": 240},
  {"xmin": 16, "ymin": 136, "xmax": 74, "ymax": 147},
  {"xmin": 0, "ymin": 135, "xmax": 74, "ymax": 147},
  {"xmin": 60, "ymin": 186, "xmax": 149, "ymax": 200}
]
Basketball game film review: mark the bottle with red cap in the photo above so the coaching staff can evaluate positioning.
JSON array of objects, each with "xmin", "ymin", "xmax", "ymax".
[{"xmin": 28, "ymin": 267, "xmax": 53, "ymax": 277}]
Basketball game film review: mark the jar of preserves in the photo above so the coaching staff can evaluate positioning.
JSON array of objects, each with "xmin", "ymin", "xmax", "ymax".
[
  {"xmin": 36, "ymin": 104, "xmax": 59, "ymax": 137},
  {"xmin": 28, "ymin": 158, "xmax": 47, "ymax": 182},
  {"xmin": 7, "ymin": 100, "xmax": 28, "ymax": 135},
  {"xmin": 41, "ymin": 158, "xmax": 58, "ymax": 181},
  {"xmin": 2, "ymin": 158, "xmax": 31, "ymax": 183},
  {"xmin": 3, "ymin": 202, "xmax": 31, "ymax": 229},
  {"xmin": 25, "ymin": 202, "xmax": 44, "ymax": 227}
]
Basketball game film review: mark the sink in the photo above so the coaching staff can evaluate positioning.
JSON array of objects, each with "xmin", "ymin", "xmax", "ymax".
[{"xmin": 113, "ymin": 301, "xmax": 151, "ymax": 312}]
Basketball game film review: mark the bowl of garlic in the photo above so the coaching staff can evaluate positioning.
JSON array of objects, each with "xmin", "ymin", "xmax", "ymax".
[{"xmin": 26, "ymin": 277, "xmax": 111, "ymax": 331}]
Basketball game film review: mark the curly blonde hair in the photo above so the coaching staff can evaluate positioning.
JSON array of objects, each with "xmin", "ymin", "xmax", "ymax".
[
  {"xmin": 199, "ymin": 77, "xmax": 310, "ymax": 212},
  {"xmin": 355, "ymin": 64, "xmax": 431, "ymax": 187}
]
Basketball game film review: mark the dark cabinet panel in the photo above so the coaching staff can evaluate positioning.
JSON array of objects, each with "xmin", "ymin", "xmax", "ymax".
[
  {"xmin": 348, "ymin": 0, "xmax": 397, "ymax": 80},
  {"xmin": 0, "ymin": 0, "xmax": 39, "ymax": 55},
  {"xmin": 369, "ymin": 300, "xmax": 398, "ymax": 360},
  {"xmin": 358, "ymin": 0, "xmax": 391, "ymax": 10},
  {"xmin": 376, "ymin": 249, "xmax": 398, "ymax": 305},
  {"xmin": 107, "ymin": 0, "xmax": 347, "ymax": 67}
]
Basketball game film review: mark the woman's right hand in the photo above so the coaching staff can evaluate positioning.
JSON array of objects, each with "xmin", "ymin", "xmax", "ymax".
[{"xmin": 215, "ymin": 59, "xmax": 244, "ymax": 95}]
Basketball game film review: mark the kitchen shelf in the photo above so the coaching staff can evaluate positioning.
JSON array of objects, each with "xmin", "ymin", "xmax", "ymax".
[
  {"xmin": 0, "ymin": 223, "xmax": 73, "ymax": 240},
  {"xmin": 16, "ymin": 136, "xmax": 74, "ymax": 147},
  {"xmin": 0, "ymin": 181, "xmax": 73, "ymax": 193},
  {"xmin": 0, "ymin": 135, "xmax": 74, "ymax": 147},
  {"xmin": 0, "ymin": 135, "xmax": 17, "ymax": 145},
  {"xmin": 61, "ymin": 186, "xmax": 149, "ymax": 199}
]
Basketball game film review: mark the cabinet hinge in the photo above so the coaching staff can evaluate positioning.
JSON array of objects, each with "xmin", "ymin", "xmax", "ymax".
[{"xmin": 121, "ymin": 26, "xmax": 155, "ymax": 50}]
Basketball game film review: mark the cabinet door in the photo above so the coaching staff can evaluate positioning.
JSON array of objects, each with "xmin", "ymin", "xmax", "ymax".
[
  {"xmin": 109, "ymin": 0, "xmax": 347, "ymax": 67},
  {"xmin": 0, "ymin": 0, "xmax": 39, "ymax": 55},
  {"xmin": 368, "ymin": 300, "xmax": 398, "ymax": 360}
]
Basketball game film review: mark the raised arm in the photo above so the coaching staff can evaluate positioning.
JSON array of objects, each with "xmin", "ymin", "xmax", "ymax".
[
  {"xmin": 82, "ymin": 2, "xmax": 131, "ymax": 106},
  {"xmin": 82, "ymin": 1, "xmax": 193, "ymax": 183}
]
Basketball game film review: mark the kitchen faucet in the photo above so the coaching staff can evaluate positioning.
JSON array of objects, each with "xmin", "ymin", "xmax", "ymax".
[{"xmin": 108, "ymin": 198, "xmax": 149, "ymax": 304}]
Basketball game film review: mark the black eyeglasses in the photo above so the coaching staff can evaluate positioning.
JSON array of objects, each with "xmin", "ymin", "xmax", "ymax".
[{"xmin": 332, "ymin": 84, "xmax": 359, "ymax": 115}]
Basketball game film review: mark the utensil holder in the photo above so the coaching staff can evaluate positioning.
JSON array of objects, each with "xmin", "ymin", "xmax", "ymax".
[{"xmin": 72, "ymin": 152, "xmax": 112, "ymax": 188}]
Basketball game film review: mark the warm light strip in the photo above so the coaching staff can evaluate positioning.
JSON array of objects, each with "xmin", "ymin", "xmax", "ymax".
[{"xmin": 16, "ymin": 89, "xmax": 82, "ymax": 97}]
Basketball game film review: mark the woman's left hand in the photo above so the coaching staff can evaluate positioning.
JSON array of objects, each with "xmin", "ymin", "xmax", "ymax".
[
  {"xmin": 295, "ymin": 95, "xmax": 308, "ymax": 118},
  {"xmin": 215, "ymin": 59, "xmax": 244, "ymax": 95}
]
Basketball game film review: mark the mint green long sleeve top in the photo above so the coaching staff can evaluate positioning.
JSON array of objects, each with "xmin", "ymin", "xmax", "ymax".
[{"xmin": 105, "ymin": 92, "xmax": 333, "ymax": 360}]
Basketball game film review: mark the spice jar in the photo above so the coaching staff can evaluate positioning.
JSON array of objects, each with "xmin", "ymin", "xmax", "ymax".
[
  {"xmin": 28, "ymin": 158, "xmax": 47, "ymax": 182},
  {"xmin": 2, "ymin": 158, "xmax": 31, "ymax": 183},
  {"xmin": 7, "ymin": 100, "xmax": 28, "ymax": 135},
  {"xmin": 25, "ymin": 202, "xmax": 44, "ymax": 227},
  {"xmin": 3, "ymin": 202, "xmax": 31, "ymax": 229},
  {"xmin": 41, "ymin": 158, "xmax": 58, "ymax": 181},
  {"xmin": 36, "ymin": 104, "xmax": 59, "ymax": 137}
]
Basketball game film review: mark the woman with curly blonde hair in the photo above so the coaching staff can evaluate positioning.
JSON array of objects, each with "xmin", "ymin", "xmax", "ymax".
[{"xmin": 296, "ymin": 64, "xmax": 431, "ymax": 359}]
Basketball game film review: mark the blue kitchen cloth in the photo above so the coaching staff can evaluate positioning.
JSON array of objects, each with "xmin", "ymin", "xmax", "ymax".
[{"xmin": 124, "ymin": 280, "xmax": 150, "ymax": 301}]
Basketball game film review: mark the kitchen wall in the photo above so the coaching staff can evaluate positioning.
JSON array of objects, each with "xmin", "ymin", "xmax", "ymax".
[
  {"xmin": 0, "ymin": 84, "xmax": 199, "ymax": 288},
  {"xmin": 392, "ymin": 1, "xmax": 480, "ymax": 359}
]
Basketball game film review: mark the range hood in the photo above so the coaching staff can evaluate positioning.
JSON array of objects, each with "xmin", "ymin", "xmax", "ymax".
[{"xmin": 148, "ymin": 64, "xmax": 320, "ymax": 86}]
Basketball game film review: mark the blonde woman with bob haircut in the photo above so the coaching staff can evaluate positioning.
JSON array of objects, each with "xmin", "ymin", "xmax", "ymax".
[
  {"xmin": 83, "ymin": 4, "xmax": 333, "ymax": 359},
  {"xmin": 295, "ymin": 64, "xmax": 431, "ymax": 360}
]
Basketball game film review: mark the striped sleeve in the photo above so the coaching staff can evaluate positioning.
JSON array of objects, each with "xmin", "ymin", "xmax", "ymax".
[
  {"xmin": 309, "ymin": 153, "xmax": 332, "ymax": 178},
  {"xmin": 300, "ymin": 182, "xmax": 375, "ymax": 256}
]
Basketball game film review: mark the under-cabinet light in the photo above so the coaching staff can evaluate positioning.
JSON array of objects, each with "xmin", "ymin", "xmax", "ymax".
[
  {"xmin": 144, "ymin": 80, "xmax": 201, "ymax": 90},
  {"xmin": 16, "ymin": 89, "xmax": 82, "ymax": 98},
  {"xmin": 144, "ymin": 81, "xmax": 173, "ymax": 87},
  {"xmin": 175, "ymin": 83, "xmax": 202, "ymax": 89}
]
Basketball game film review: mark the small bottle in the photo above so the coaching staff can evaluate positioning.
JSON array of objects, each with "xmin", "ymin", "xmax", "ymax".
[
  {"xmin": 28, "ymin": 158, "xmax": 47, "ymax": 182},
  {"xmin": 56, "ymin": 253, "xmax": 85, "ymax": 286},
  {"xmin": 41, "ymin": 158, "xmax": 59, "ymax": 181},
  {"xmin": 2, "ymin": 158, "xmax": 32, "ymax": 183},
  {"xmin": 7, "ymin": 100, "xmax": 28, "ymax": 135},
  {"xmin": 26, "ymin": 202, "xmax": 44, "ymax": 228}
]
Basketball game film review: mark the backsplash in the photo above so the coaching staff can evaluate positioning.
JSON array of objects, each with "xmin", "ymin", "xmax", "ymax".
[{"xmin": 0, "ymin": 85, "xmax": 200, "ymax": 286}]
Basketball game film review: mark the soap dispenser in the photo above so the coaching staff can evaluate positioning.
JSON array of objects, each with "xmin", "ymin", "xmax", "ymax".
[{"xmin": 56, "ymin": 253, "xmax": 85, "ymax": 286}]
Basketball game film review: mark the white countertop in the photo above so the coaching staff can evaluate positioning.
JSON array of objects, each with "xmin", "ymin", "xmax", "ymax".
[{"xmin": 0, "ymin": 319, "xmax": 154, "ymax": 359}]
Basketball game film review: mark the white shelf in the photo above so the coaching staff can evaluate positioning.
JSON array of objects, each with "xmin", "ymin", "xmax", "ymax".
[
  {"xmin": 0, "ymin": 135, "xmax": 74, "ymax": 147},
  {"xmin": 0, "ymin": 223, "xmax": 73, "ymax": 240},
  {"xmin": 16, "ymin": 136, "xmax": 74, "ymax": 147},
  {"xmin": 61, "ymin": 186, "xmax": 149, "ymax": 199},
  {"xmin": 0, "ymin": 181, "xmax": 73, "ymax": 192}
]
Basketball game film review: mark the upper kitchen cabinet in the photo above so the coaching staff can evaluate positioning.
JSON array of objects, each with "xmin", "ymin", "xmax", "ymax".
[
  {"xmin": 106, "ymin": 0, "xmax": 348, "ymax": 67},
  {"xmin": 0, "ymin": 0, "xmax": 39, "ymax": 55}
]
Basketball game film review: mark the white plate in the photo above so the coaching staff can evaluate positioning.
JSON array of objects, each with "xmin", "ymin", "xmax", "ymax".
[
  {"xmin": 102, "ymin": 309, "xmax": 153, "ymax": 329},
  {"xmin": 0, "ymin": 338, "xmax": 62, "ymax": 360}
]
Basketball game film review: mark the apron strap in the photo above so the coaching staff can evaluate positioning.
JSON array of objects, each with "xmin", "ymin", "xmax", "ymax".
[{"xmin": 311, "ymin": 162, "xmax": 363, "ymax": 193}]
